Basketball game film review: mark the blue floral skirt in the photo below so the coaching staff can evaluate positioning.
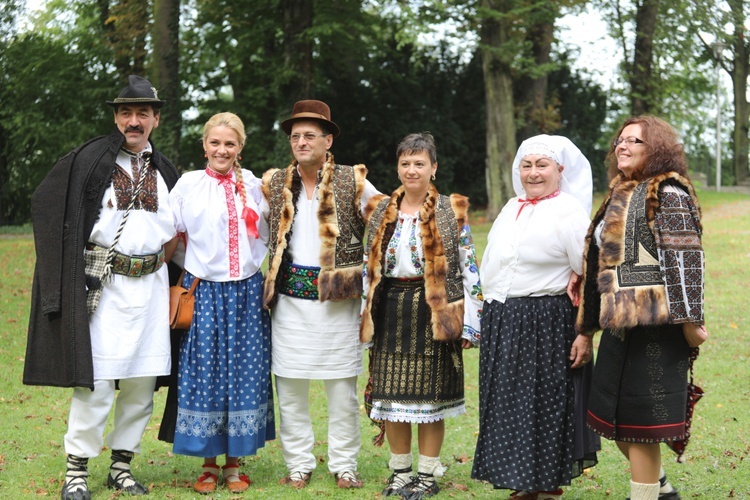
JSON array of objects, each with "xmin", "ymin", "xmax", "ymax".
[{"xmin": 173, "ymin": 271, "xmax": 275, "ymax": 458}]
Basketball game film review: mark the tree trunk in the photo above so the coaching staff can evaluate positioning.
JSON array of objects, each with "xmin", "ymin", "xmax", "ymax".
[
  {"xmin": 481, "ymin": 0, "xmax": 517, "ymax": 218},
  {"xmin": 730, "ymin": 0, "xmax": 750, "ymax": 184},
  {"xmin": 99, "ymin": 0, "xmax": 149, "ymax": 81},
  {"xmin": 281, "ymin": 0, "xmax": 313, "ymax": 104},
  {"xmin": 152, "ymin": 0, "xmax": 181, "ymax": 168},
  {"xmin": 517, "ymin": 13, "xmax": 556, "ymax": 140},
  {"xmin": 630, "ymin": 0, "xmax": 660, "ymax": 115}
]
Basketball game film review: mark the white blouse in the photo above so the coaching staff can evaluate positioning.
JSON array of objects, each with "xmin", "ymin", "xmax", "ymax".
[
  {"xmin": 170, "ymin": 168, "xmax": 269, "ymax": 281},
  {"xmin": 481, "ymin": 191, "xmax": 590, "ymax": 303},
  {"xmin": 363, "ymin": 210, "xmax": 484, "ymax": 344}
]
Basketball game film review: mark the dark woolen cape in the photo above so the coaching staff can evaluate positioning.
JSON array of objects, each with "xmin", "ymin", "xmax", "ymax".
[{"xmin": 23, "ymin": 130, "xmax": 179, "ymax": 389}]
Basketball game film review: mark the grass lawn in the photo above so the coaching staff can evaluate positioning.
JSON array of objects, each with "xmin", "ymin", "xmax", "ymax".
[{"xmin": 1, "ymin": 189, "xmax": 748, "ymax": 499}]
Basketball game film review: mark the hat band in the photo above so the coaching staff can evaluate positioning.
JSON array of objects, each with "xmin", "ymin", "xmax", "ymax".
[
  {"xmin": 112, "ymin": 97, "xmax": 161, "ymax": 103},
  {"xmin": 290, "ymin": 111, "xmax": 330, "ymax": 121}
]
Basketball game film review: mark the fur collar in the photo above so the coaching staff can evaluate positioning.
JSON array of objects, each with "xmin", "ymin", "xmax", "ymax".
[{"xmin": 360, "ymin": 184, "xmax": 467, "ymax": 343}]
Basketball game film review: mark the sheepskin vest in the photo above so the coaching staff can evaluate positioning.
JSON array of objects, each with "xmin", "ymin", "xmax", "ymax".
[
  {"xmin": 360, "ymin": 185, "xmax": 468, "ymax": 343},
  {"xmin": 261, "ymin": 154, "xmax": 367, "ymax": 307},
  {"xmin": 576, "ymin": 172, "xmax": 700, "ymax": 336}
]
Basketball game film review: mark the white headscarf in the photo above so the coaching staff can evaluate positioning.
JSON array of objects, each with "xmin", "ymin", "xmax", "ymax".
[{"xmin": 511, "ymin": 134, "xmax": 593, "ymax": 215}]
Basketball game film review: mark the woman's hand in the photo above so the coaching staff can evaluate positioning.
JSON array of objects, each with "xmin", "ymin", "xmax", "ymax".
[
  {"xmin": 683, "ymin": 323, "xmax": 708, "ymax": 347},
  {"xmin": 569, "ymin": 334, "xmax": 593, "ymax": 369},
  {"xmin": 461, "ymin": 339, "xmax": 474, "ymax": 349},
  {"xmin": 567, "ymin": 272, "xmax": 582, "ymax": 306}
]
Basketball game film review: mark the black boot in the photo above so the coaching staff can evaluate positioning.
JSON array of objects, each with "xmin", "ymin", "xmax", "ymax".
[
  {"xmin": 61, "ymin": 455, "xmax": 90, "ymax": 500},
  {"xmin": 107, "ymin": 449, "xmax": 149, "ymax": 495}
]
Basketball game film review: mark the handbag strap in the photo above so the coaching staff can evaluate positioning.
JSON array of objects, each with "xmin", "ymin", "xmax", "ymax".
[{"xmin": 176, "ymin": 242, "xmax": 200, "ymax": 296}]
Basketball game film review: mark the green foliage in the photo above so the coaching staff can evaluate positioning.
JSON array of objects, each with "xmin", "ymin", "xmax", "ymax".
[
  {"xmin": 0, "ymin": 31, "xmax": 115, "ymax": 224},
  {"xmin": 0, "ymin": 0, "xmax": 602, "ymax": 224}
]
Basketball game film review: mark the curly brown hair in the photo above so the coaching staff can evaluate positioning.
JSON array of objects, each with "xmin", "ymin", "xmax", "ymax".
[{"xmin": 606, "ymin": 115, "xmax": 688, "ymax": 182}]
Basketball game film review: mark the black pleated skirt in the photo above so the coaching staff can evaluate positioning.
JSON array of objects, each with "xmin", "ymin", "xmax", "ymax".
[
  {"xmin": 588, "ymin": 324, "xmax": 691, "ymax": 444},
  {"xmin": 471, "ymin": 296, "xmax": 599, "ymax": 491}
]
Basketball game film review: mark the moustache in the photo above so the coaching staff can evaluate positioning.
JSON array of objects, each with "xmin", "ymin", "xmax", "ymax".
[{"xmin": 125, "ymin": 126, "xmax": 144, "ymax": 133}]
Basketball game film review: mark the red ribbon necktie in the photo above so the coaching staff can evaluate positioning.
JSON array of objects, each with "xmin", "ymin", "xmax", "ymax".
[{"xmin": 516, "ymin": 189, "xmax": 561, "ymax": 219}]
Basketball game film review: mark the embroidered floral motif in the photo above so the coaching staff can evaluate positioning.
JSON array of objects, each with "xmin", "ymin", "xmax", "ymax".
[
  {"xmin": 279, "ymin": 263, "xmax": 320, "ymax": 300},
  {"xmin": 175, "ymin": 408, "xmax": 269, "ymax": 438},
  {"xmin": 205, "ymin": 168, "xmax": 240, "ymax": 277},
  {"xmin": 112, "ymin": 159, "xmax": 159, "ymax": 212}
]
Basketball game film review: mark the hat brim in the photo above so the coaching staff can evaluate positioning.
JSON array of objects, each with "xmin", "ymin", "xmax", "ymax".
[
  {"xmin": 106, "ymin": 98, "xmax": 166, "ymax": 109},
  {"xmin": 281, "ymin": 115, "xmax": 340, "ymax": 137}
]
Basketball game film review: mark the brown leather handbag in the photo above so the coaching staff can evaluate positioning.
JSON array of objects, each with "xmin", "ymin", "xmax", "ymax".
[{"xmin": 169, "ymin": 270, "xmax": 200, "ymax": 330}]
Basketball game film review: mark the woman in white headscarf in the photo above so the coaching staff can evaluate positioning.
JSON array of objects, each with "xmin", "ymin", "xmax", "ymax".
[{"xmin": 471, "ymin": 135, "xmax": 600, "ymax": 500}]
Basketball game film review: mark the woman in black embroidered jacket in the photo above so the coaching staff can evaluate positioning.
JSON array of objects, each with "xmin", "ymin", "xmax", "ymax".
[{"xmin": 576, "ymin": 116, "xmax": 708, "ymax": 500}]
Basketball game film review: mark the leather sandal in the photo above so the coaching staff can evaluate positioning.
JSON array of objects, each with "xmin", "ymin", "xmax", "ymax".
[
  {"xmin": 222, "ymin": 464, "xmax": 251, "ymax": 493},
  {"xmin": 193, "ymin": 464, "xmax": 220, "ymax": 494},
  {"xmin": 508, "ymin": 491, "xmax": 539, "ymax": 500},
  {"xmin": 537, "ymin": 488, "xmax": 564, "ymax": 500},
  {"xmin": 279, "ymin": 470, "xmax": 312, "ymax": 489},
  {"xmin": 401, "ymin": 472, "xmax": 440, "ymax": 499},
  {"xmin": 335, "ymin": 470, "xmax": 363, "ymax": 489},
  {"xmin": 107, "ymin": 464, "xmax": 148, "ymax": 495},
  {"xmin": 61, "ymin": 455, "xmax": 90, "ymax": 500},
  {"xmin": 382, "ymin": 467, "xmax": 412, "ymax": 496}
]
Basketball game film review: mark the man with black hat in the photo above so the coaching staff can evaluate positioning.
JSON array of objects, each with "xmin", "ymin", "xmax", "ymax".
[
  {"xmin": 261, "ymin": 100, "xmax": 380, "ymax": 489},
  {"xmin": 24, "ymin": 75, "xmax": 179, "ymax": 499}
]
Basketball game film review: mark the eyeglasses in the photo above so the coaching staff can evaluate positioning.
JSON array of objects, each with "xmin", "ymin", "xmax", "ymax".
[
  {"xmin": 613, "ymin": 136, "xmax": 644, "ymax": 148},
  {"xmin": 289, "ymin": 133, "xmax": 329, "ymax": 143}
]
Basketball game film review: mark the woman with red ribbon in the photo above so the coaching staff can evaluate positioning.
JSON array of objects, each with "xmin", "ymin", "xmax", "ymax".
[
  {"xmin": 164, "ymin": 112, "xmax": 273, "ymax": 494},
  {"xmin": 472, "ymin": 135, "xmax": 599, "ymax": 499}
]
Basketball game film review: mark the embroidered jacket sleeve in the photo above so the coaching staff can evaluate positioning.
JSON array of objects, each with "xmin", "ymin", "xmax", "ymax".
[
  {"xmin": 460, "ymin": 223, "xmax": 483, "ymax": 345},
  {"xmin": 654, "ymin": 185, "xmax": 705, "ymax": 325}
]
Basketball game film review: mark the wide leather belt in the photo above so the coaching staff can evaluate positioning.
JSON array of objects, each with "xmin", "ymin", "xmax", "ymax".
[{"xmin": 86, "ymin": 243, "xmax": 165, "ymax": 277}]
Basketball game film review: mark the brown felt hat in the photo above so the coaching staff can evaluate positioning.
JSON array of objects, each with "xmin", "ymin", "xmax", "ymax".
[
  {"xmin": 280, "ymin": 99, "xmax": 340, "ymax": 137},
  {"xmin": 106, "ymin": 75, "xmax": 166, "ymax": 108}
]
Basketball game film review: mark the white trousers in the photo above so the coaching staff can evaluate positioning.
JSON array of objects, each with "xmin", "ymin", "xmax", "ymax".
[
  {"xmin": 275, "ymin": 375, "xmax": 361, "ymax": 474},
  {"xmin": 64, "ymin": 377, "xmax": 157, "ymax": 458}
]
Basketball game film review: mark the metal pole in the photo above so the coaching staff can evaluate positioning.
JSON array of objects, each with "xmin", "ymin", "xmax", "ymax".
[{"xmin": 716, "ymin": 57, "xmax": 722, "ymax": 192}]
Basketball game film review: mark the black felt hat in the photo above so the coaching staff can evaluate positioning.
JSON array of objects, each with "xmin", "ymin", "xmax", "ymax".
[{"xmin": 106, "ymin": 75, "xmax": 166, "ymax": 108}]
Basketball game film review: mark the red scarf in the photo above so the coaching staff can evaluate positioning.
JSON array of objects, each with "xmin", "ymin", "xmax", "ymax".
[{"xmin": 516, "ymin": 189, "xmax": 561, "ymax": 219}]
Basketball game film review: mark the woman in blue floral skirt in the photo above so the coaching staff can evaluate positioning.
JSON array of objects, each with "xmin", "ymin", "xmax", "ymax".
[{"xmin": 167, "ymin": 112, "xmax": 274, "ymax": 494}]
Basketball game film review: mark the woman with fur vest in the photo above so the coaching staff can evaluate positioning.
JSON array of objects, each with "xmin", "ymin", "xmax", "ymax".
[
  {"xmin": 576, "ymin": 116, "xmax": 708, "ymax": 500},
  {"xmin": 360, "ymin": 132, "xmax": 483, "ymax": 499},
  {"xmin": 471, "ymin": 135, "xmax": 600, "ymax": 500}
]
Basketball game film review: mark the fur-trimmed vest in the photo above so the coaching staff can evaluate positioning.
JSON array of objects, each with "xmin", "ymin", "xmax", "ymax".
[
  {"xmin": 576, "ymin": 172, "xmax": 701, "ymax": 336},
  {"xmin": 360, "ymin": 185, "xmax": 468, "ymax": 343},
  {"xmin": 261, "ymin": 153, "xmax": 367, "ymax": 308}
]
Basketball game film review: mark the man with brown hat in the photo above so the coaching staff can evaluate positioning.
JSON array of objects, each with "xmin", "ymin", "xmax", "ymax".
[
  {"xmin": 24, "ymin": 75, "xmax": 179, "ymax": 499},
  {"xmin": 261, "ymin": 99, "xmax": 380, "ymax": 489}
]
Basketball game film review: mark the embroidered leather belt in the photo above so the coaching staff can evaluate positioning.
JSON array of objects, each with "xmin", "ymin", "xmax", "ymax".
[
  {"xmin": 279, "ymin": 262, "xmax": 320, "ymax": 300},
  {"xmin": 384, "ymin": 276, "xmax": 424, "ymax": 288},
  {"xmin": 85, "ymin": 243, "xmax": 165, "ymax": 277}
]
